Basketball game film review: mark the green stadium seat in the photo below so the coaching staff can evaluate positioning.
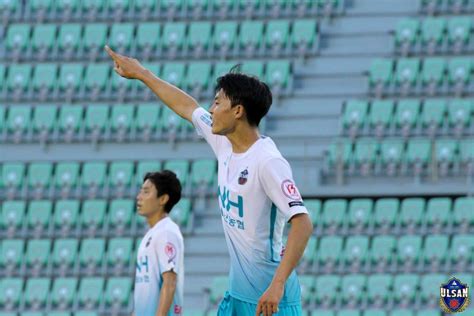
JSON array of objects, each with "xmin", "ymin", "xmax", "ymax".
[
  {"xmin": 421, "ymin": 17, "xmax": 446, "ymax": 48},
  {"xmin": 422, "ymin": 99, "xmax": 446, "ymax": 128},
  {"xmin": 354, "ymin": 138, "xmax": 377, "ymax": 165},
  {"xmin": 448, "ymin": 57, "xmax": 472, "ymax": 85},
  {"xmin": 348, "ymin": 198, "xmax": 372, "ymax": 228},
  {"xmin": 343, "ymin": 236, "xmax": 369, "ymax": 265},
  {"xmin": 80, "ymin": 239, "xmax": 105, "ymax": 269},
  {"xmin": 26, "ymin": 239, "xmax": 51, "ymax": 270},
  {"xmin": 32, "ymin": 63, "xmax": 58, "ymax": 94},
  {"xmin": 2, "ymin": 163, "xmax": 25, "ymax": 189},
  {"xmin": 84, "ymin": 64, "xmax": 109, "ymax": 93},
  {"xmin": 239, "ymin": 21, "xmax": 264, "ymax": 54},
  {"xmin": 315, "ymin": 275, "xmax": 340, "ymax": 304},
  {"xmin": 187, "ymin": 21, "xmax": 212, "ymax": 53},
  {"xmin": 28, "ymin": 162, "xmax": 53, "ymax": 190},
  {"xmin": 191, "ymin": 159, "xmax": 216, "ymax": 188},
  {"xmin": 380, "ymin": 139, "xmax": 404, "ymax": 166},
  {"xmin": 58, "ymin": 24, "xmax": 82, "ymax": 52},
  {"xmin": 54, "ymin": 162, "xmax": 80, "ymax": 189},
  {"xmin": 322, "ymin": 199, "xmax": 347, "ymax": 229},
  {"xmin": 28, "ymin": 0, "xmax": 54, "ymax": 16},
  {"xmin": 81, "ymin": 199, "xmax": 107, "ymax": 232},
  {"xmin": 185, "ymin": 62, "xmax": 212, "ymax": 93},
  {"xmin": 425, "ymin": 197, "xmax": 451, "ymax": 227},
  {"xmin": 161, "ymin": 22, "xmax": 186, "ymax": 51},
  {"xmin": 0, "ymin": 278, "xmax": 24, "ymax": 309},
  {"xmin": 7, "ymin": 64, "xmax": 32, "ymax": 92},
  {"xmin": 395, "ymin": 18, "xmax": 419, "ymax": 48},
  {"xmin": 241, "ymin": 61, "xmax": 264, "ymax": 79},
  {"xmin": 23, "ymin": 278, "xmax": 51, "ymax": 309},
  {"xmin": 6, "ymin": 24, "xmax": 31, "ymax": 52},
  {"xmin": 78, "ymin": 278, "xmax": 104, "ymax": 308},
  {"xmin": 396, "ymin": 99, "xmax": 420, "ymax": 128},
  {"xmin": 134, "ymin": 0, "xmax": 156, "ymax": 12},
  {"xmin": 369, "ymin": 59, "xmax": 393, "ymax": 87},
  {"xmin": 292, "ymin": 19, "xmax": 318, "ymax": 53},
  {"xmin": 59, "ymin": 64, "xmax": 84, "ymax": 92},
  {"xmin": 266, "ymin": 60, "xmax": 291, "ymax": 89},
  {"xmin": 370, "ymin": 235, "xmax": 396, "ymax": 265},
  {"xmin": 0, "ymin": 0, "xmax": 20, "ymax": 17},
  {"xmin": 448, "ymin": 99, "xmax": 472, "ymax": 127},
  {"xmin": 164, "ymin": 160, "xmax": 190, "ymax": 187},
  {"xmin": 393, "ymin": 274, "xmax": 419, "ymax": 303},
  {"xmin": 81, "ymin": 0, "xmax": 106, "ymax": 14},
  {"xmin": 311, "ymin": 310, "xmax": 335, "ymax": 316},
  {"xmin": 265, "ymin": 20, "xmax": 290, "ymax": 51},
  {"xmin": 161, "ymin": 62, "xmax": 186, "ymax": 88},
  {"xmin": 108, "ymin": 199, "xmax": 134, "ymax": 231},
  {"xmin": 52, "ymin": 239, "xmax": 78, "ymax": 270},
  {"xmin": 109, "ymin": 161, "xmax": 134, "ymax": 187},
  {"xmin": 422, "ymin": 58, "xmax": 446, "ymax": 86},
  {"xmin": 305, "ymin": 199, "xmax": 321, "ymax": 226},
  {"xmin": 212, "ymin": 21, "xmax": 238, "ymax": 51},
  {"xmin": 135, "ymin": 103, "xmax": 161, "ymax": 136},
  {"xmin": 111, "ymin": 105, "xmax": 134, "ymax": 134},
  {"xmin": 397, "ymin": 235, "xmax": 422, "ymax": 264},
  {"xmin": 365, "ymin": 310, "xmax": 387, "ymax": 316},
  {"xmin": 161, "ymin": 106, "xmax": 184, "ymax": 132},
  {"xmin": 341, "ymin": 274, "xmax": 366, "ymax": 303},
  {"xmin": 0, "ymin": 105, "xmax": 5, "ymax": 133},
  {"xmin": 51, "ymin": 278, "xmax": 78, "ymax": 309},
  {"xmin": 31, "ymin": 24, "xmax": 56, "ymax": 55},
  {"xmin": 453, "ymin": 197, "xmax": 474, "ymax": 229},
  {"xmin": 136, "ymin": 22, "xmax": 160, "ymax": 52},
  {"xmin": 105, "ymin": 278, "xmax": 132, "ymax": 308},
  {"xmin": 209, "ymin": 276, "xmax": 228, "ymax": 304},
  {"xmin": 136, "ymin": 160, "xmax": 162, "ymax": 183},
  {"xmin": 328, "ymin": 139, "xmax": 352, "ymax": 165},
  {"xmin": 423, "ymin": 235, "xmax": 449, "ymax": 263},
  {"xmin": 338, "ymin": 310, "xmax": 361, "ymax": 316},
  {"xmin": 299, "ymin": 275, "xmax": 315, "ymax": 305},
  {"xmin": 54, "ymin": 200, "xmax": 80, "ymax": 233},
  {"xmin": 416, "ymin": 311, "xmax": 441, "ymax": 316},
  {"xmin": 213, "ymin": 61, "xmax": 236, "ymax": 80},
  {"xmin": 27, "ymin": 200, "xmax": 52, "ymax": 232},
  {"xmin": 420, "ymin": 274, "xmax": 446, "ymax": 302},
  {"xmin": 109, "ymin": 23, "xmax": 134, "ymax": 51},
  {"xmin": 107, "ymin": 0, "xmax": 131, "ymax": 15},
  {"xmin": 343, "ymin": 100, "xmax": 368, "ymax": 129},
  {"xmin": 81, "ymin": 162, "xmax": 107, "ymax": 189},
  {"xmin": 302, "ymin": 237, "xmax": 317, "ymax": 264},
  {"xmin": 367, "ymin": 274, "xmax": 392, "ymax": 303},
  {"xmin": 447, "ymin": 16, "xmax": 471, "ymax": 46},
  {"xmin": 83, "ymin": 23, "xmax": 108, "ymax": 51},
  {"xmin": 317, "ymin": 236, "xmax": 343, "ymax": 265},
  {"xmin": 399, "ymin": 198, "xmax": 425, "ymax": 227},
  {"xmin": 390, "ymin": 310, "xmax": 413, "ymax": 316},
  {"xmin": 7, "ymin": 105, "xmax": 31, "ymax": 135},
  {"xmin": 436, "ymin": 139, "xmax": 457, "ymax": 167},
  {"xmin": 107, "ymin": 238, "xmax": 133, "ymax": 267},
  {"xmin": 449, "ymin": 235, "xmax": 474, "ymax": 262},
  {"xmin": 406, "ymin": 138, "xmax": 431, "ymax": 165},
  {"xmin": 170, "ymin": 198, "xmax": 191, "ymax": 227},
  {"xmin": 33, "ymin": 105, "xmax": 57, "ymax": 134},
  {"xmin": 0, "ymin": 240, "xmax": 24, "ymax": 270},
  {"xmin": 1, "ymin": 201, "xmax": 25, "ymax": 232},
  {"xmin": 460, "ymin": 139, "xmax": 474, "ymax": 163},
  {"xmin": 395, "ymin": 58, "xmax": 420, "ymax": 86}
]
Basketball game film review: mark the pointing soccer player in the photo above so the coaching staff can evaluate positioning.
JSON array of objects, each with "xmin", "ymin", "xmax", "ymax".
[
  {"xmin": 134, "ymin": 171, "xmax": 184, "ymax": 316},
  {"xmin": 106, "ymin": 45, "xmax": 313, "ymax": 316}
]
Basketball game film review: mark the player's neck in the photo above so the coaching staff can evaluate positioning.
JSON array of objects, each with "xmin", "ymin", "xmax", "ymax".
[
  {"xmin": 146, "ymin": 210, "xmax": 168, "ymax": 228},
  {"xmin": 227, "ymin": 126, "xmax": 260, "ymax": 154}
]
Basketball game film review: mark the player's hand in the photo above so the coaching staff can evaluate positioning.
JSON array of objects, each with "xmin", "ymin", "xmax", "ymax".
[
  {"xmin": 105, "ymin": 45, "xmax": 146, "ymax": 80},
  {"xmin": 256, "ymin": 281, "xmax": 284, "ymax": 316}
]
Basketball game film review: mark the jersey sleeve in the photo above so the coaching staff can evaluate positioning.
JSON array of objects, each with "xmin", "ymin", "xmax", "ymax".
[
  {"xmin": 191, "ymin": 107, "xmax": 223, "ymax": 156},
  {"xmin": 153, "ymin": 230, "xmax": 183, "ymax": 275},
  {"xmin": 260, "ymin": 157, "xmax": 308, "ymax": 222}
]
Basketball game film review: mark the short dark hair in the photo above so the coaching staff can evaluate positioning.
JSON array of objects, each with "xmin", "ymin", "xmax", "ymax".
[
  {"xmin": 215, "ymin": 67, "xmax": 272, "ymax": 127},
  {"xmin": 143, "ymin": 170, "xmax": 182, "ymax": 213}
]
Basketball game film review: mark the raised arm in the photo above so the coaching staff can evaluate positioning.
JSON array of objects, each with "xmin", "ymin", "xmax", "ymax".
[{"xmin": 105, "ymin": 45, "xmax": 198, "ymax": 122}]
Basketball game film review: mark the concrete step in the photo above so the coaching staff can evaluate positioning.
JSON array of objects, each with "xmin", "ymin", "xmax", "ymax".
[
  {"xmin": 297, "ymin": 75, "xmax": 368, "ymax": 97},
  {"xmin": 184, "ymin": 235, "xmax": 228, "ymax": 256}
]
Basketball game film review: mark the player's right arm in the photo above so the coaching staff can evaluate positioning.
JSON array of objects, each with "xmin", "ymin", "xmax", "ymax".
[{"xmin": 105, "ymin": 45, "xmax": 198, "ymax": 122}]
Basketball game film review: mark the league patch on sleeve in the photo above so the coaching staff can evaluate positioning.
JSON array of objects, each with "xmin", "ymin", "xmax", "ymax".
[
  {"xmin": 165, "ymin": 242, "xmax": 177, "ymax": 263},
  {"xmin": 281, "ymin": 179, "xmax": 302, "ymax": 200},
  {"xmin": 200, "ymin": 113, "xmax": 212, "ymax": 127}
]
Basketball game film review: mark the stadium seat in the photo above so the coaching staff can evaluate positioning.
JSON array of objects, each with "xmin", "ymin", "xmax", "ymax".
[
  {"xmin": 2, "ymin": 163, "xmax": 26, "ymax": 191},
  {"xmin": 422, "ymin": 58, "xmax": 446, "ymax": 91},
  {"xmin": 170, "ymin": 198, "xmax": 191, "ymax": 228},
  {"xmin": 460, "ymin": 139, "xmax": 474, "ymax": 165},
  {"xmin": 239, "ymin": 21, "xmax": 264, "ymax": 56},
  {"xmin": 80, "ymin": 238, "xmax": 105, "ymax": 271},
  {"xmin": 321, "ymin": 199, "xmax": 347, "ymax": 230},
  {"xmin": 448, "ymin": 99, "xmax": 472, "ymax": 131},
  {"xmin": 449, "ymin": 234, "xmax": 474, "ymax": 263},
  {"xmin": 187, "ymin": 21, "xmax": 212, "ymax": 57},
  {"xmin": 374, "ymin": 198, "xmax": 399, "ymax": 229},
  {"xmin": 161, "ymin": 22, "xmax": 186, "ymax": 56},
  {"xmin": 31, "ymin": 24, "xmax": 56, "ymax": 58},
  {"xmin": 6, "ymin": 24, "xmax": 31, "ymax": 56},
  {"xmin": 28, "ymin": 162, "xmax": 53, "ymax": 192},
  {"xmin": 164, "ymin": 160, "xmax": 190, "ymax": 187},
  {"xmin": 52, "ymin": 238, "xmax": 78, "ymax": 271},
  {"xmin": 354, "ymin": 138, "xmax": 378, "ymax": 170},
  {"xmin": 1, "ymin": 200, "xmax": 25, "ymax": 234},
  {"xmin": 399, "ymin": 198, "xmax": 425, "ymax": 228},
  {"xmin": 27, "ymin": 200, "xmax": 52, "ymax": 234},
  {"xmin": 241, "ymin": 61, "xmax": 264, "ymax": 79},
  {"xmin": 7, "ymin": 64, "xmax": 32, "ymax": 94},
  {"xmin": 395, "ymin": 58, "xmax": 420, "ymax": 89},
  {"xmin": 395, "ymin": 18, "xmax": 419, "ymax": 53},
  {"xmin": 393, "ymin": 274, "xmax": 419, "ymax": 303},
  {"xmin": 266, "ymin": 60, "xmax": 291, "ymax": 90},
  {"xmin": 396, "ymin": 99, "xmax": 420, "ymax": 132},
  {"xmin": 109, "ymin": 23, "xmax": 134, "ymax": 52},
  {"xmin": 0, "ymin": 278, "xmax": 24, "ymax": 309},
  {"xmin": 341, "ymin": 274, "xmax": 366, "ymax": 303},
  {"xmin": 421, "ymin": 99, "xmax": 446, "ymax": 132},
  {"xmin": 105, "ymin": 277, "xmax": 132, "ymax": 309},
  {"xmin": 191, "ymin": 159, "xmax": 216, "ymax": 189},
  {"xmin": 54, "ymin": 200, "xmax": 80, "ymax": 234},
  {"xmin": 315, "ymin": 275, "xmax": 340, "ymax": 305},
  {"xmin": 0, "ymin": 239, "xmax": 24, "ymax": 271},
  {"xmin": 292, "ymin": 19, "xmax": 318, "ymax": 56},
  {"xmin": 59, "ymin": 64, "xmax": 84, "ymax": 96},
  {"xmin": 421, "ymin": 17, "xmax": 446, "ymax": 53},
  {"xmin": 111, "ymin": 105, "xmax": 134, "ymax": 136},
  {"xmin": 26, "ymin": 239, "xmax": 51, "ymax": 271},
  {"xmin": 369, "ymin": 59, "xmax": 393, "ymax": 90},
  {"xmin": 212, "ymin": 21, "xmax": 238, "ymax": 55},
  {"xmin": 51, "ymin": 278, "xmax": 78, "ymax": 309},
  {"xmin": 136, "ymin": 22, "xmax": 160, "ymax": 56},
  {"xmin": 365, "ymin": 310, "xmax": 387, "ymax": 316},
  {"xmin": 107, "ymin": 238, "xmax": 133, "ymax": 268},
  {"xmin": 420, "ymin": 274, "xmax": 446, "ymax": 302},
  {"xmin": 302, "ymin": 237, "xmax": 317, "ymax": 265},
  {"xmin": 83, "ymin": 23, "xmax": 108, "ymax": 53},
  {"xmin": 343, "ymin": 100, "xmax": 368, "ymax": 133},
  {"xmin": 185, "ymin": 62, "xmax": 212, "ymax": 96},
  {"xmin": 161, "ymin": 106, "xmax": 185, "ymax": 136},
  {"xmin": 328, "ymin": 139, "xmax": 352, "ymax": 166},
  {"xmin": 108, "ymin": 199, "xmax": 134, "ymax": 232},
  {"xmin": 208, "ymin": 276, "xmax": 228, "ymax": 304},
  {"xmin": 370, "ymin": 235, "xmax": 396, "ymax": 266},
  {"xmin": 136, "ymin": 160, "xmax": 162, "ymax": 183},
  {"xmin": 33, "ymin": 105, "xmax": 57, "ymax": 136},
  {"xmin": 348, "ymin": 199, "xmax": 372, "ymax": 229},
  {"xmin": 453, "ymin": 197, "xmax": 474, "ymax": 230},
  {"xmin": 305, "ymin": 199, "xmax": 322, "ymax": 226},
  {"xmin": 57, "ymin": 24, "xmax": 82, "ymax": 56},
  {"xmin": 448, "ymin": 58, "xmax": 472, "ymax": 92},
  {"xmin": 78, "ymin": 278, "xmax": 104, "ymax": 308},
  {"xmin": 448, "ymin": 17, "xmax": 472, "ymax": 50},
  {"xmin": 343, "ymin": 236, "xmax": 369, "ymax": 265},
  {"xmin": 299, "ymin": 274, "xmax": 315, "ymax": 305},
  {"xmin": 80, "ymin": 199, "xmax": 107, "ymax": 234},
  {"xmin": 265, "ymin": 20, "xmax": 290, "ymax": 54},
  {"xmin": 397, "ymin": 235, "xmax": 422, "ymax": 266},
  {"xmin": 32, "ymin": 63, "xmax": 58, "ymax": 97},
  {"xmin": 84, "ymin": 64, "xmax": 110, "ymax": 96},
  {"xmin": 80, "ymin": 162, "xmax": 107, "ymax": 192},
  {"xmin": 423, "ymin": 235, "xmax": 449, "ymax": 264},
  {"xmin": 24, "ymin": 278, "xmax": 50, "ymax": 308},
  {"xmin": 135, "ymin": 103, "xmax": 161, "ymax": 139},
  {"xmin": 425, "ymin": 197, "xmax": 451, "ymax": 228},
  {"xmin": 7, "ymin": 105, "xmax": 31, "ymax": 139},
  {"xmin": 367, "ymin": 274, "xmax": 392, "ymax": 304},
  {"xmin": 109, "ymin": 161, "xmax": 134, "ymax": 188},
  {"xmin": 317, "ymin": 236, "xmax": 343, "ymax": 266},
  {"xmin": 161, "ymin": 62, "xmax": 186, "ymax": 88},
  {"xmin": 406, "ymin": 138, "xmax": 431, "ymax": 168},
  {"xmin": 380, "ymin": 139, "xmax": 404, "ymax": 172},
  {"xmin": 390, "ymin": 310, "xmax": 413, "ymax": 316}
]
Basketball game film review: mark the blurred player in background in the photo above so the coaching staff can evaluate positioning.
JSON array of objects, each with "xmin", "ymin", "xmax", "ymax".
[
  {"xmin": 134, "ymin": 170, "xmax": 184, "ymax": 316},
  {"xmin": 106, "ymin": 45, "xmax": 313, "ymax": 316}
]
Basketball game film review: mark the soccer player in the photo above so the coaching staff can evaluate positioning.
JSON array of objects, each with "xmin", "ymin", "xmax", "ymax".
[
  {"xmin": 106, "ymin": 45, "xmax": 313, "ymax": 316},
  {"xmin": 134, "ymin": 171, "xmax": 184, "ymax": 316}
]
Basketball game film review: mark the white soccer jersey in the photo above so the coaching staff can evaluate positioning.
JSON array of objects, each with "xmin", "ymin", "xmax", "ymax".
[
  {"xmin": 192, "ymin": 107, "xmax": 308, "ymax": 305},
  {"xmin": 134, "ymin": 217, "xmax": 184, "ymax": 316}
]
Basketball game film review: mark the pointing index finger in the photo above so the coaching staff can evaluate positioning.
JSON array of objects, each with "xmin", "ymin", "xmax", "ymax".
[{"xmin": 105, "ymin": 45, "xmax": 118, "ymax": 60}]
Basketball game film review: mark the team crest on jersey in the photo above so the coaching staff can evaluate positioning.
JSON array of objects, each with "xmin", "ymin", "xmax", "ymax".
[
  {"xmin": 145, "ymin": 237, "xmax": 152, "ymax": 247},
  {"xmin": 440, "ymin": 277, "xmax": 470, "ymax": 313},
  {"xmin": 238, "ymin": 168, "xmax": 249, "ymax": 185},
  {"xmin": 281, "ymin": 179, "xmax": 302, "ymax": 200},
  {"xmin": 165, "ymin": 242, "xmax": 177, "ymax": 263}
]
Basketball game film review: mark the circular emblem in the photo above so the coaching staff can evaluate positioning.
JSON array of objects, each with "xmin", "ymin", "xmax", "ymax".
[
  {"xmin": 165, "ymin": 242, "xmax": 176, "ymax": 260},
  {"xmin": 281, "ymin": 179, "xmax": 302, "ymax": 200}
]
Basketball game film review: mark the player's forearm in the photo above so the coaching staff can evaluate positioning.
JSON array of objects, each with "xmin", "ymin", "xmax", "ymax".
[
  {"xmin": 138, "ymin": 69, "xmax": 198, "ymax": 122},
  {"xmin": 272, "ymin": 214, "xmax": 313, "ymax": 285},
  {"xmin": 156, "ymin": 281, "xmax": 176, "ymax": 316}
]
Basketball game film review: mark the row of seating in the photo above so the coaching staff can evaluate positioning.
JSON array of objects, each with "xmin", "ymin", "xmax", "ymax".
[
  {"xmin": 369, "ymin": 57, "xmax": 473, "ymax": 97},
  {"xmin": 342, "ymin": 98, "xmax": 474, "ymax": 138},
  {"xmin": 305, "ymin": 196, "xmax": 473, "ymax": 231},
  {"xmin": 0, "ymin": 313, "xmax": 96, "ymax": 316},
  {"xmin": 0, "ymin": 0, "xmax": 343, "ymax": 24},
  {"xmin": 395, "ymin": 16, "xmax": 472, "ymax": 55},
  {"xmin": 3, "ymin": 19, "xmax": 318, "ymax": 61},
  {"xmin": 0, "ymin": 60, "xmax": 292, "ymax": 102},
  {"xmin": 0, "ymin": 276, "xmax": 131, "ymax": 312},
  {"xmin": 419, "ymin": 0, "xmax": 473, "ymax": 15},
  {"xmin": 1, "ymin": 237, "xmax": 142, "ymax": 276}
]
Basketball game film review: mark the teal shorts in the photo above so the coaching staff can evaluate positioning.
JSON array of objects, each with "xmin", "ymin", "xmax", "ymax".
[{"xmin": 217, "ymin": 292, "xmax": 303, "ymax": 316}]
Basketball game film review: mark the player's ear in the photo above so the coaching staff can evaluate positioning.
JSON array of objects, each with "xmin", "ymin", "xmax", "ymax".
[
  {"xmin": 234, "ymin": 104, "xmax": 245, "ymax": 120},
  {"xmin": 159, "ymin": 193, "xmax": 170, "ymax": 208}
]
